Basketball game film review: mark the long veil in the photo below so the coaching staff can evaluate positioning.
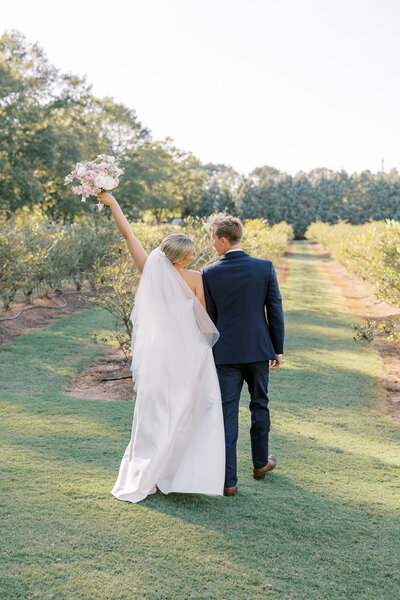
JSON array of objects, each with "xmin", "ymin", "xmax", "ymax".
[{"xmin": 130, "ymin": 247, "xmax": 219, "ymax": 391}]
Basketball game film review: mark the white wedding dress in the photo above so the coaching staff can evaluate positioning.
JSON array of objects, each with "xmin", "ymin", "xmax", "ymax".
[{"xmin": 111, "ymin": 247, "xmax": 225, "ymax": 503}]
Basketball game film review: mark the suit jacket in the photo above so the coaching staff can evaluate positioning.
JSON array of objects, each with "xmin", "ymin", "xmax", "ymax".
[{"xmin": 202, "ymin": 250, "xmax": 284, "ymax": 364}]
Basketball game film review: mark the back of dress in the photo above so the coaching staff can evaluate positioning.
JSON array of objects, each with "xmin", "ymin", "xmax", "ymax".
[{"xmin": 111, "ymin": 247, "xmax": 225, "ymax": 503}]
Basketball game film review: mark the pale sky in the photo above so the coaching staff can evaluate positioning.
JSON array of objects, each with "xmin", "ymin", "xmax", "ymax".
[{"xmin": 2, "ymin": 0, "xmax": 400, "ymax": 176}]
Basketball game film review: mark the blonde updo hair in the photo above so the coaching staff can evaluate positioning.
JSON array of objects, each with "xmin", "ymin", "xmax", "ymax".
[{"xmin": 161, "ymin": 233, "xmax": 195, "ymax": 264}]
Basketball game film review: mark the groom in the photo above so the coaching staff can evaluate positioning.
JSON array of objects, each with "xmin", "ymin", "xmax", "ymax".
[{"xmin": 202, "ymin": 214, "xmax": 284, "ymax": 497}]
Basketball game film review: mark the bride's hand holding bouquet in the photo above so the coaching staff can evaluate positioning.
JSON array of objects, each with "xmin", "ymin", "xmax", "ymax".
[{"xmin": 96, "ymin": 191, "xmax": 116, "ymax": 208}]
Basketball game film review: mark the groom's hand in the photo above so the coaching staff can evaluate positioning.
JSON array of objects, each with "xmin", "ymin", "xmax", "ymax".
[{"xmin": 270, "ymin": 355, "xmax": 283, "ymax": 370}]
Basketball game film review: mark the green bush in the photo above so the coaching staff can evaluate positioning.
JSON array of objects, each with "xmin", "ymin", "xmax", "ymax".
[{"xmin": 306, "ymin": 219, "xmax": 400, "ymax": 342}]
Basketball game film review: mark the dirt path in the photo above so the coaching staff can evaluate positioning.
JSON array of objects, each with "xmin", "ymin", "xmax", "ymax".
[
  {"xmin": 307, "ymin": 240, "xmax": 400, "ymax": 423},
  {"xmin": 275, "ymin": 242, "xmax": 295, "ymax": 287}
]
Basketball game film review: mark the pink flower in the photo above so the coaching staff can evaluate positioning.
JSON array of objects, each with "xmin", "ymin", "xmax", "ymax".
[{"xmin": 85, "ymin": 170, "xmax": 97, "ymax": 181}]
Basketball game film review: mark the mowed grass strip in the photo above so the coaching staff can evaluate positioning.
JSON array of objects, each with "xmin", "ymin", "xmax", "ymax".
[{"xmin": 1, "ymin": 243, "xmax": 400, "ymax": 600}]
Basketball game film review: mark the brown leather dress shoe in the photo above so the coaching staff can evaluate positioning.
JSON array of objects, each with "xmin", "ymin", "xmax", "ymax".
[
  {"xmin": 223, "ymin": 485, "xmax": 238, "ymax": 496},
  {"xmin": 253, "ymin": 455, "xmax": 276, "ymax": 479}
]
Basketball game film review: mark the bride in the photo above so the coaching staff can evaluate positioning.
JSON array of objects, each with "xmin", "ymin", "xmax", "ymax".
[{"xmin": 97, "ymin": 192, "xmax": 225, "ymax": 503}]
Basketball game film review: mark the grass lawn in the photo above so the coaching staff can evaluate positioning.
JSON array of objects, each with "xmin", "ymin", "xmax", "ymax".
[{"xmin": 1, "ymin": 240, "xmax": 399, "ymax": 599}]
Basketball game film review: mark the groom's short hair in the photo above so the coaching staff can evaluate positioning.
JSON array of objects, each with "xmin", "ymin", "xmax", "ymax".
[{"xmin": 207, "ymin": 213, "xmax": 243, "ymax": 244}]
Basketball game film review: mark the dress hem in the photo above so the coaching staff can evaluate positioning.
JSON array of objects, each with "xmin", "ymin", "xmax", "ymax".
[{"xmin": 111, "ymin": 485, "xmax": 224, "ymax": 504}]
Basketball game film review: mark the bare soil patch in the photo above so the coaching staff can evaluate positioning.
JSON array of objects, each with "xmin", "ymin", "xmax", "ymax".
[
  {"xmin": 67, "ymin": 345, "xmax": 134, "ymax": 402},
  {"xmin": 275, "ymin": 242, "xmax": 294, "ymax": 286},
  {"xmin": 308, "ymin": 240, "xmax": 400, "ymax": 423},
  {"xmin": 0, "ymin": 286, "xmax": 91, "ymax": 348}
]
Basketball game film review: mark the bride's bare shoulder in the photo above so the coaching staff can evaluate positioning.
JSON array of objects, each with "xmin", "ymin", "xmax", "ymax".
[
  {"xmin": 182, "ymin": 269, "xmax": 203, "ymax": 293},
  {"xmin": 185, "ymin": 269, "xmax": 203, "ymax": 280}
]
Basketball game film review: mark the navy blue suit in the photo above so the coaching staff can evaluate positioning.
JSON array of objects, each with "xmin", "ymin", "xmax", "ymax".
[{"xmin": 202, "ymin": 250, "xmax": 284, "ymax": 487}]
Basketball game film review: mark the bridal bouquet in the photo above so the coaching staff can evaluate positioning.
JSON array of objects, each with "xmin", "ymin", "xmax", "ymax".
[{"xmin": 64, "ymin": 155, "xmax": 124, "ymax": 210}]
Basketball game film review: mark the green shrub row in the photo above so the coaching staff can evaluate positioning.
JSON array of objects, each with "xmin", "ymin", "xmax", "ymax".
[
  {"xmin": 1, "ymin": 208, "xmax": 293, "ymax": 311},
  {"xmin": 305, "ymin": 220, "xmax": 400, "ymax": 306}
]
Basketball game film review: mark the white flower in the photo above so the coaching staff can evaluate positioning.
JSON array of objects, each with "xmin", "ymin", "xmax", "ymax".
[
  {"xmin": 77, "ymin": 166, "xmax": 87, "ymax": 177},
  {"xmin": 96, "ymin": 154, "xmax": 115, "ymax": 164},
  {"xmin": 94, "ymin": 174, "xmax": 107, "ymax": 189},
  {"xmin": 102, "ymin": 175, "xmax": 117, "ymax": 190}
]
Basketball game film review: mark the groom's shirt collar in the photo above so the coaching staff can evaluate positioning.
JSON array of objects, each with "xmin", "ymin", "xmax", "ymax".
[{"xmin": 221, "ymin": 248, "xmax": 247, "ymax": 260}]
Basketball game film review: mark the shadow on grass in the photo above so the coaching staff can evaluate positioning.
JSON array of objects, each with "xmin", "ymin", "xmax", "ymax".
[{"xmin": 2, "ymin": 429, "xmax": 400, "ymax": 598}]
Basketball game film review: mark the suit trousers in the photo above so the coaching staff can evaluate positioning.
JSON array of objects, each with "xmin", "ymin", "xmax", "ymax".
[{"xmin": 216, "ymin": 361, "xmax": 271, "ymax": 488}]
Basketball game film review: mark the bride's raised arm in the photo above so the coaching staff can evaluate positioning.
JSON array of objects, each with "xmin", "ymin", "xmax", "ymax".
[{"xmin": 97, "ymin": 192, "xmax": 148, "ymax": 273}]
